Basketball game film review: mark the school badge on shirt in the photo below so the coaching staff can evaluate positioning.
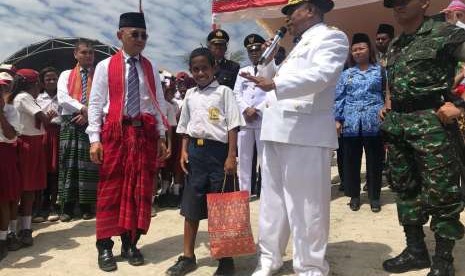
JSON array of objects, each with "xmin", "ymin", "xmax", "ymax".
[{"xmin": 208, "ymin": 107, "xmax": 220, "ymax": 122}]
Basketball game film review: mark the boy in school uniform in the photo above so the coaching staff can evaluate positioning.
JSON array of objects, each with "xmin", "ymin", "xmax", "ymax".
[{"xmin": 165, "ymin": 47, "xmax": 244, "ymax": 276}]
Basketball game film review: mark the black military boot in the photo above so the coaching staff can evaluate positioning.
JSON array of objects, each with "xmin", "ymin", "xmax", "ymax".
[
  {"xmin": 427, "ymin": 234, "xmax": 455, "ymax": 276},
  {"xmin": 96, "ymin": 238, "xmax": 117, "ymax": 272},
  {"xmin": 383, "ymin": 225, "xmax": 431, "ymax": 273},
  {"xmin": 120, "ymin": 232, "xmax": 144, "ymax": 266}
]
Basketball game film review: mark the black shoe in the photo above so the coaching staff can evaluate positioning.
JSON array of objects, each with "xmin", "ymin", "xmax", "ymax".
[
  {"xmin": 0, "ymin": 240, "xmax": 8, "ymax": 262},
  {"xmin": 121, "ymin": 246, "xmax": 144, "ymax": 266},
  {"xmin": 82, "ymin": 213, "xmax": 94, "ymax": 220},
  {"xmin": 59, "ymin": 213, "xmax": 72, "ymax": 222},
  {"xmin": 363, "ymin": 184, "xmax": 368, "ymax": 191},
  {"xmin": 158, "ymin": 194, "xmax": 169, "ymax": 208},
  {"xmin": 18, "ymin": 229, "xmax": 33, "ymax": 247},
  {"xmin": 349, "ymin": 197, "xmax": 360, "ymax": 211},
  {"xmin": 214, "ymin": 257, "xmax": 235, "ymax": 276},
  {"xmin": 370, "ymin": 200, "xmax": 381, "ymax": 213},
  {"xmin": 98, "ymin": 249, "xmax": 117, "ymax": 272},
  {"xmin": 166, "ymin": 255, "xmax": 197, "ymax": 276},
  {"xmin": 7, "ymin": 232, "xmax": 22, "ymax": 251},
  {"xmin": 168, "ymin": 194, "xmax": 181, "ymax": 208}
]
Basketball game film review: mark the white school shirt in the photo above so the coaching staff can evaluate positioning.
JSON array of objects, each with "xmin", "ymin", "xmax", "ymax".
[
  {"xmin": 36, "ymin": 91, "xmax": 62, "ymax": 125},
  {"xmin": 13, "ymin": 92, "xmax": 45, "ymax": 136},
  {"xmin": 0, "ymin": 104, "xmax": 22, "ymax": 143},
  {"xmin": 176, "ymin": 81, "xmax": 245, "ymax": 143},
  {"xmin": 86, "ymin": 51, "xmax": 166, "ymax": 143}
]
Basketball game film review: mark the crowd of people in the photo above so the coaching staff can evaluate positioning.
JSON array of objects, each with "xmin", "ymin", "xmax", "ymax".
[{"xmin": 1, "ymin": 0, "xmax": 465, "ymax": 275}]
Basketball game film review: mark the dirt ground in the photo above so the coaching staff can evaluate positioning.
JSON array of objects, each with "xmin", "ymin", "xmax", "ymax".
[{"xmin": 1, "ymin": 165, "xmax": 464, "ymax": 276}]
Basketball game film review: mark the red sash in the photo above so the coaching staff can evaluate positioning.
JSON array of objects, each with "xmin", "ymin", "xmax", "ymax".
[
  {"xmin": 105, "ymin": 50, "xmax": 168, "ymax": 139},
  {"xmin": 67, "ymin": 64, "xmax": 93, "ymax": 104}
]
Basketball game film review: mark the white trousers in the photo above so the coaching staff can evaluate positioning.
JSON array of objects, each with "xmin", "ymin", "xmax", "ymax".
[
  {"xmin": 238, "ymin": 128, "xmax": 263, "ymax": 194},
  {"xmin": 258, "ymin": 141, "xmax": 331, "ymax": 276}
]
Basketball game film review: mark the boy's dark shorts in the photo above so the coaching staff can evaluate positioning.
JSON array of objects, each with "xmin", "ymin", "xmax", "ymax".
[{"xmin": 180, "ymin": 138, "xmax": 235, "ymax": 221}]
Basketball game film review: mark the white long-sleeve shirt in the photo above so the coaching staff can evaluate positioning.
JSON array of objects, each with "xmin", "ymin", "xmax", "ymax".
[
  {"xmin": 86, "ymin": 51, "xmax": 166, "ymax": 143},
  {"xmin": 57, "ymin": 68, "xmax": 86, "ymax": 115}
]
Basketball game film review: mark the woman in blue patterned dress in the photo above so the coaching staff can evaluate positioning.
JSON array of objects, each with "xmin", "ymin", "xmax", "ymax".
[{"xmin": 334, "ymin": 33, "xmax": 385, "ymax": 212}]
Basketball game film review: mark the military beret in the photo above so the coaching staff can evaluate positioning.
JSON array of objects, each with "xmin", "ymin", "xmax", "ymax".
[
  {"xmin": 281, "ymin": 0, "xmax": 334, "ymax": 15},
  {"xmin": 207, "ymin": 29, "xmax": 230, "ymax": 44}
]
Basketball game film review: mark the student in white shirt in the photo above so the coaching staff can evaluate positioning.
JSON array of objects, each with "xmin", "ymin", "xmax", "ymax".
[
  {"xmin": 166, "ymin": 47, "xmax": 244, "ymax": 276},
  {"xmin": 0, "ymin": 76, "xmax": 22, "ymax": 259},
  {"xmin": 11, "ymin": 69, "xmax": 51, "ymax": 248},
  {"xmin": 35, "ymin": 67, "xmax": 61, "ymax": 223}
]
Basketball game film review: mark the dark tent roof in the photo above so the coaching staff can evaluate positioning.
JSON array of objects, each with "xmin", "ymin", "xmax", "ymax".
[{"xmin": 2, "ymin": 37, "xmax": 118, "ymax": 73}]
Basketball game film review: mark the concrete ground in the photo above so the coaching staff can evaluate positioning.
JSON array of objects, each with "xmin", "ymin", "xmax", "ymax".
[{"xmin": 1, "ymin": 165, "xmax": 464, "ymax": 276}]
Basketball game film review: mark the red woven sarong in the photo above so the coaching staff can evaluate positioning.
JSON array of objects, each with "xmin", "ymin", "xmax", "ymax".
[
  {"xmin": 17, "ymin": 135, "xmax": 47, "ymax": 192},
  {"xmin": 96, "ymin": 51, "xmax": 162, "ymax": 239},
  {"xmin": 0, "ymin": 142, "xmax": 22, "ymax": 201},
  {"xmin": 96, "ymin": 114, "xmax": 158, "ymax": 239},
  {"xmin": 44, "ymin": 124, "xmax": 60, "ymax": 173}
]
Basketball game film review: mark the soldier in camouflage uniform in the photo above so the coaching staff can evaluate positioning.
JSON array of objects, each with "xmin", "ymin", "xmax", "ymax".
[{"xmin": 381, "ymin": 0, "xmax": 465, "ymax": 275}]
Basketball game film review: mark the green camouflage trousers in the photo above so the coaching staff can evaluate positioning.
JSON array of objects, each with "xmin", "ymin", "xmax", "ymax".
[{"xmin": 381, "ymin": 110, "xmax": 464, "ymax": 240}]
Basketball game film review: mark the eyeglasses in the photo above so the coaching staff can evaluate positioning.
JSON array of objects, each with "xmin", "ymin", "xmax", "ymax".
[{"xmin": 128, "ymin": 31, "xmax": 148, "ymax": 41}]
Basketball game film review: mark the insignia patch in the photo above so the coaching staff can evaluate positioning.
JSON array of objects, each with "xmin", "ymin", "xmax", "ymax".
[{"xmin": 208, "ymin": 107, "xmax": 220, "ymax": 122}]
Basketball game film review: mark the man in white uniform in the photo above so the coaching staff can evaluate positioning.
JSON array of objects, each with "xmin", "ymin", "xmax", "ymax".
[
  {"xmin": 241, "ymin": 0, "xmax": 349, "ymax": 275},
  {"xmin": 233, "ymin": 34, "xmax": 268, "ymax": 195}
]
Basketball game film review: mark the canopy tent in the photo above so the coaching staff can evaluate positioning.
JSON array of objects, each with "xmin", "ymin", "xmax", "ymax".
[
  {"xmin": 212, "ymin": 0, "xmax": 450, "ymax": 49},
  {"xmin": 2, "ymin": 37, "xmax": 118, "ymax": 73}
]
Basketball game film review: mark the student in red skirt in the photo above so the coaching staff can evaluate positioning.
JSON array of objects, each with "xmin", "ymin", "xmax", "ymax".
[
  {"xmin": 0, "ymin": 75, "xmax": 23, "ymax": 261},
  {"xmin": 11, "ymin": 69, "xmax": 50, "ymax": 246},
  {"xmin": 35, "ymin": 67, "xmax": 61, "ymax": 222}
]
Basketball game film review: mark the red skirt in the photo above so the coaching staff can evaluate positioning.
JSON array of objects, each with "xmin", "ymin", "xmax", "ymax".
[
  {"xmin": 0, "ymin": 142, "xmax": 22, "ymax": 201},
  {"xmin": 18, "ymin": 135, "xmax": 47, "ymax": 192},
  {"xmin": 44, "ymin": 124, "xmax": 60, "ymax": 173}
]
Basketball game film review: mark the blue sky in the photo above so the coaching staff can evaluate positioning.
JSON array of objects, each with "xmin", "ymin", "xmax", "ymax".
[{"xmin": 0, "ymin": 0, "xmax": 266, "ymax": 72}]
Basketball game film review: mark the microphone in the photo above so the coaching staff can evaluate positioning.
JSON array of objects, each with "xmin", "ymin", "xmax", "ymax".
[{"xmin": 258, "ymin": 27, "xmax": 287, "ymax": 65}]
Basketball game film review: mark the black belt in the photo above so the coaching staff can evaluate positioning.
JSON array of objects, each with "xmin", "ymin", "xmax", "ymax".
[
  {"xmin": 391, "ymin": 96, "xmax": 442, "ymax": 113},
  {"xmin": 122, "ymin": 118, "xmax": 143, "ymax": 127},
  {"xmin": 189, "ymin": 138, "xmax": 226, "ymax": 147}
]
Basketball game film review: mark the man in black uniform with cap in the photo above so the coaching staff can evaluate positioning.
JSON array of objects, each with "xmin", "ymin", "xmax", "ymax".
[
  {"xmin": 375, "ymin": 23, "xmax": 395, "ymax": 67},
  {"xmin": 207, "ymin": 29, "xmax": 241, "ymax": 90}
]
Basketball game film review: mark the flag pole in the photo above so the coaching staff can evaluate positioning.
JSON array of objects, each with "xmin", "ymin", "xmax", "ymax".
[{"xmin": 139, "ymin": 0, "xmax": 143, "ymax": 12}]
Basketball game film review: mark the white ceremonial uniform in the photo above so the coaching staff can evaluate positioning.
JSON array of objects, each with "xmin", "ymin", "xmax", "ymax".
[
  {"xmin": 86, "ymin": 51, "xmax": 166, "ymax": 142},
  {"xmin": 233, "ymin": 65, "xmax": 267, "ymax": 194},
  {"xmin": 176, "ymin": 81, "xmax": 244, "ymax": 143},
  {"xmin": 255, "ymin": 23, "xmax": 349, "ymax": 276}
]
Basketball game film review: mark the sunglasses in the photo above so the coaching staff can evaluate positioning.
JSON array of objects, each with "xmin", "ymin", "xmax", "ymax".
[{"xmin": 128, "ymin": 31, "xmax": 148, "ymax": 41}]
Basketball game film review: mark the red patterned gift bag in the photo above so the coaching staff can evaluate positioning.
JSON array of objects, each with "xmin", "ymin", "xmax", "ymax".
[{"xmin": 206, "ymin": 175, "xmax": 256, "ymax": 258}]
